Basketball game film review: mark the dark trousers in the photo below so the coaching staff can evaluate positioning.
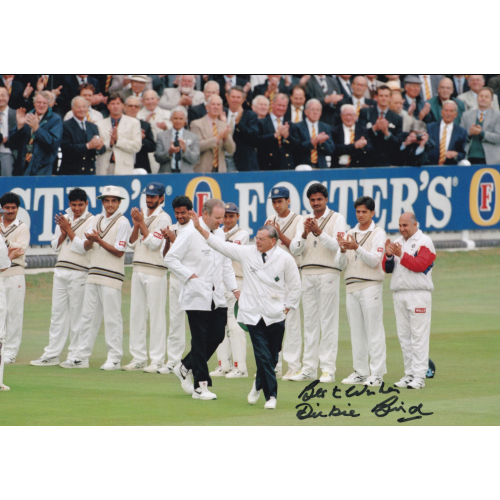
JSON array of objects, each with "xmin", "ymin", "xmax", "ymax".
[
  {"xmin": 247, "ymin": 318, "xmax": 286, "ymax": 401},
  {"xmin": 469, "ymin": 157, "xmax": 486, "ymax": 165},
  {"xmin": 183, "ymin": 303, "xmax": 227, "ymax": 389}
]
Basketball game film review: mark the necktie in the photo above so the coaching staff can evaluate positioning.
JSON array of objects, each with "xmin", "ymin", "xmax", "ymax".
[
  {"xmin": 151, "ymin": 113, "xmax": 156, "ymax": 121},
  {"xmin": 86, "ymin": 111, "xmax": 92, "ymax": 123},
  {"xmin": 438, "ymin": 126, "xmax": 447, "ymax": 165},
  {"xmin": 311, "ymin": 125, "xmax": 318, "ymax": 164},
  {"xmin": 25, "ymin": 134, "xmax": 34, "ymax": 163},
  {"xmin": 81, "ymin": 121, "xmax": 86, "ymax": 132},
  {"xmin": 458, "ymin": 78, "xmax": 463, "ymax": 95},
  {"xmin": 212, "ymin": 121, "xmax": 219, "ymax": 170},
  {"xmin": 347, "ymin": 128, "xmax": 355, "ymax": 166},
  {"xmin": 262, "ymin": 252, "xmax": 267, "ymax": 263},
  {"xmin": 479, "ymin": 112, "xmax": 484, "ymax": 123},
  {"xmin": 294, "ymin": 108, "xmax": 300, "ymax": 123},
  {"xmin": 370, "ymin": 83, "xmax": 376, "ymax": 99},
  {"xmin": 5, "ymin": 82, "xmax": 11, "ymax": 95},
  {"xmin": 356, "ymin": 100, "xmax": 361, "ymax": 117},
  {"xmin": 277, "ymin": 118, "xmax": 282, "ymax": 147},
  {"xmin": 174, "ymin": 131, "xmax": 181, "ymax": 171},
  {"xmin": 105, "ymin": 75, "xmax": 112, "ymax": 93},
  {"xmin": 379, "ymin": 111, "xmax": 384, "ymax": 119},
  {"xmin": 269, "ymin": 91, "xmax": 275, "ymax": 106},
  {"xmin": 424, "ymin": 76, "xmax": 431, "ymax": 100},
  {"xmin": 320, "ymin": 78, "xmax": 327, "ymax": 94}
]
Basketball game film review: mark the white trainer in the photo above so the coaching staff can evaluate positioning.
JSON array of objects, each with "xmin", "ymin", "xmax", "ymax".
[
  {"xmin": 157, "ymin": 365, "xmax": 173, "ymax": 374},
  {"xmin": 319, "ymin": 372, "xmax": 335, "ymax": 383},
  {"xmin": 30, "ymin": 356, "xmax": 60, "ymax": 367},
  {"xmin": 0, "ymin": 384, "xmax": 10, "ymax": 391},
  {"xmin": 363, "ymin": 375, "xmax": 383, "ymax": 387},
  {"xmin": 407, "ymin": 377, "xmax": 425, "ymax": 390},
  {"xmin": 173, "ymin": 363, "xmax": 194, "ymax": 394},
  {"xmin": 264, "ymin": 396, "xmax": 277, "ymax": 409},
  {"xmin": 121, "ymin": 361, "xmax": 147, "ymax": 371},
  {"xmin": 100, "ymin": 360, "xmax": 121, "ymax": 371},
  {"xmin": 4, "ymin": 358, "xmax": 15, "ymax": 365},
  {"xmin": 209, "ymin": 366, "xmax": 230, "ymax": 377},
  {"xmin": 247, "ymin": 381, "xmax": 262, "ymax": 404},
  {"xmin": 192, "ymin": 381, "xmax": 217, "ymax": 400},
  {"xmin": 341, "ymin": 372, "xmax": 368, "ymax": 385},
  {"xmin": 282, "ymin": 369, "xmax": 298, "ymax": 381},
  {"xmin": 289, "ymin": 371, "xmax": 316, "ymax": 382},
  {"xmin": 394, "ymin": 375, "xmax": 414, "ymax": 388},
  {"xmin": 143, "ymin": 363, "xmax": 162, "ymax": 373},
  {"xmin": 226, "ymin": 369, "xmax": 248, "ymax": 378},
  {"xmin": 60, "ymin": 359, "xmax": 89, "ymax": 369}
]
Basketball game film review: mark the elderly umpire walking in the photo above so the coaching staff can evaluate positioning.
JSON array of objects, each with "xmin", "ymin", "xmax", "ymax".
[{"xmin": 189, "ymin": 211, "xmax": 301, "ymax": 410}]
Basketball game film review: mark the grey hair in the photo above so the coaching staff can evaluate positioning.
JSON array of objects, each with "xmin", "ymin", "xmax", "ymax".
[
  {"xmin": 305, "ymin": 98, "xmax": 322, "ymax": 110},
  {"xmin": 202, "ymin": 198, "xmax": 225, "ymax": 215},
  {"xmin": 410, "ymin": 213, "xmax": 417, "ymax": 224},
  {"xmin": 34, "ymin": 90, "xmax": 52, "ymax": 103},
  {"xmin": 442, "ymin": 100, "xmax": 458, "ymax": 111},
  {"xmin": 71, "ymin": 96, "xmax": 89, "ymax": 109},
  {"xmin": 341, "ymin": 104, "xmax": 356, "ymax": 114},
  {"xmin": 204, "ymin": 80, "xmax": 220, "ymax": 91},
  {"xmin": 171, "ymin": 105, "xmax": 188, "ymax": 118},
  {"xmin": 411, "ymin": 120, "xmax": 427, "ymax": 133},
  {"xmin": 125, "ymin": 96, "xmax": 141, "ymax": 105},
  {"xmin": 206, "ymin": 94, "xmax": 222, "ymax": 105},
  {"xmin": 143, "ymin": 89, "xmax": 159, "ymax": 100},
  {"xmin": 274, "ymin": 92, "xmax": 289, "ymax": 103},
  {"xmin": 252, "ymin": 95, "xmax": 269, "ymax": 106},
  {"xmin": 258, "ymin": 225, "xmax": 279, "ymax": 243}
]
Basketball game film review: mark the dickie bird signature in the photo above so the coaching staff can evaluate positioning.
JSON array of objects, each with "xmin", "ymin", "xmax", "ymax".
[{"xmin": 295, "ymin": 381, "xmax": 433, "ymax": 423}]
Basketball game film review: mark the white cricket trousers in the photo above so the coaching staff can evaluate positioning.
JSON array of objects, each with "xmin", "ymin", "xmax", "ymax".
[
  {"xmin": 129, "ymin": 272, "xmax": 167, "ymax": 365},
  {"xmin": 77, "ymin": 283, "xmax": 123, "ymax": 363},
  {"xmin": 216, "ymin": 278, "xmax": 247, "ymax": 372},
  {"xmin": 1, "ymin": 275, "xmax": 25, "ymax": 360},
  {"xmin": 43, "ymin": 269, "xmax": 89, "ymax": 360},
  {"xmin": 301, "ymin": 273, "xmax": 340, "ymax": 375},
  {"xmin": 166, "ymin": 274, "xmax": 186, "ymax": 368},
  {"xmin": 393, "ymin": 290, "xmax": 432, "ymax": 379},
  {"xmin": 0, "ymin": 285, "xmax": 6, "ymax": 385},
  {"xmin": 346, "ymin": 283, "xmax": 387, "ymax": 377},
  {"xmin": 276, "ymin": 301, "xmax": 302, "ymax": 373}
]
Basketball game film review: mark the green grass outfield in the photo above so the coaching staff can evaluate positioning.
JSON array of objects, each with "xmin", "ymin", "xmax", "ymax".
[{"xmin": 1, "ymin": 248, "xmax": 499, "ymax": 426}]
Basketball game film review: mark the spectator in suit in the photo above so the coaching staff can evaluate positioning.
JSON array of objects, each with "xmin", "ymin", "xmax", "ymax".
[
  {"xmin": 335, "ymin": 76, "xmax": 376, "ymax": 125},
  {"xmin": 426, "ymin": 101, "xmax": 467, "ymax": 166},
  {"xmin": 451, "ymin": 75, "xmax": 469, "ymax": 98},
  {"xmin": 295, "ymin": 99, "xmax": 335, "ymax": 169},
  {"xmin": 256, "ymin": 93, "xmax": 299, "ymax": 171},
  {"xmin": 18, "ymin": 75, "xmax": 64, "ymax": 108},
  {"xmin": 460, "ymin": 88, "xmax": 500, "ymax": 165},
  {"xmin": 389, "ymin": 89, "xmax": 415, "ymax": 133},
  {"xmin": 59, "ymin": 96, "xmax": 105, "ymax": 175},
  {"xmin": 96, "ymin": 93, "xmax": 142, "ymax": 175},
  {"xmin": 487, "ymin": 75, "xmax": 500, "ymax": 95},
  {"xmin": 252, "ymin": 95, "xmax": 270, "ymax": 119},
  {"xmin": 358, "ymin": 85, "xmax": 402, "ymax": 166},
  {"xmin": 225, "ymin": 86, "xmax": 260, "ymax": 172},
  {"xmin": 188, "ymin": 81, "xmax": 223, "ymax": 124},
  {"xmin": 63, "ymin": 83, "xmax": 104, "ymax": 123},
  {"xmin": 9, "ymin": 91, "xmax": 63, "ymax": 176},
  {"xmin": 365, "ymin": 75, "xmax": 383, "ymax": 99},
  {"xmin": 331, "ymin": 104, "xmax": 373, "ymax": 168},
  {"xmin": 419, "ymin": 78, "xmax": 465, "ymax": 126},
  {"xmin": 214, "ymin": 75, "xmax": 252, "ymax": 110},
  {"xmin": 284, "ymin": 85, "xmax": 306, "ymax": 124},
  {"xmin": 418, "ymin": 75, "xmax": 444, "ymax": 101},
  {"xmin": 253, "ymin": 76, "xmax": 293, "ymax": 105},
  {"xmin": 458, "ymin": 75, "xmax": 500, "ymax": 112},
  {"xmin": 59, "ymin": 75, "xmax": 101, "ymax": 116},
  {"xmin": 402, "ymin": 75, "xmax": 427, "ymax": 120},
  {"xmin": 118, "ymin": 75, "xmax": 149, "ymax": 104},
  {"xmin": 335, "ymin": 75, "xmax": 353, "ymax": 97},
  {"xmin": 0, "ymin": 87, "xmax": 18, "ymax": 176},
  {"xmin": 190, "ymin": 94, "xmax": 235, "ymax": 173},
  {"xmin": 124, "ymin": 96, "xmax": 156, "ymax": 173},
  {"xmin": 0, "ymin": 75, "xmax": 34, "ymax": 110},
  {"xmin": 306, "ymin": 75, "xmax": 343, "ymax": 127},
  {"xmin": 159, "ymin": 75, "xmax": 205, "ymax": 111},
  {"xmin": 396, "ymin": 121, "xmax": 432, "ymax": 167},
  {"xmin": 155, "ymin": 106, "xmax": 200, "ymax": 173}
]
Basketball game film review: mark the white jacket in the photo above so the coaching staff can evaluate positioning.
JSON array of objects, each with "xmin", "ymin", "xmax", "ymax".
[{"xmin": 206, "ymin": 235, "xmax": 301, "ymax": 326}]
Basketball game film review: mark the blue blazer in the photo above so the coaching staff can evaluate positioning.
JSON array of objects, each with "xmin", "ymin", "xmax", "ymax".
[
  {"xmin": 295, "ymin": 120, "xmax": 335, "ymax": 169},
  {"xmin": 426, "ymin": 122, "xmax": 467, "ymax": 165},
  {"xmin": 233, "ymin": 110, "xmax": 260, "ymax": 171},
  {"xmin": 9, "ymin": 107, "xmax": 63, "ymax": 176}
]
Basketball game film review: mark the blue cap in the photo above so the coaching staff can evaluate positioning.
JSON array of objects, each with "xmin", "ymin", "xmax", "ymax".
[
  {"xmin": 143, "ymin": 182, "xmax": 165, "ymax": 197},
  {"xmin": 269, "ymin": 186, "xmax": 290, "ymax": 199},
  {"xmin": 224, "ymin": 202, "xmax": 239, "ymax": 214}
]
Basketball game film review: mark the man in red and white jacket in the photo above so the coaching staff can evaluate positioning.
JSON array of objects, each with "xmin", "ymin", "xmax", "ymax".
[{"xmin": 383, "ymin": 212, "xmax": 436, "ymax": 390}]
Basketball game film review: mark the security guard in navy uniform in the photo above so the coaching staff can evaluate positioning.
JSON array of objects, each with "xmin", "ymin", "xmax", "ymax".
[{"xmin": 58, "ymin": 96, "xmax": 106, "ymax": 175}]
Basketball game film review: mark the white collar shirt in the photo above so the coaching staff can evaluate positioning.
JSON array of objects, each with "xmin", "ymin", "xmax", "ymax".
[
  {"xmin": 352, "ymin": 96, "xmax": 365, "ymax": 108},
  {"xmin": 290, "ymin": 105, "xmax": 304, "ymax": 123},
  {"xmin": 270, "ymin": 113, "xmax": 284, "ymax": 131},
  {"xmin": 338, "ymin": 123, "xmax": 355, "ymax": 165},
  {"xmin": 164, "ymin": 219, "xmax": 237, "ymax": 311},
  {"xmin": 338, "ymin": 78, "xmax": 352, "ymax": 97},
  {"xmin": 206, "ymin": 234, "xmax": 301, "ymax": 326},
  {"xmin": 0, "ymin": 233, "xmax": 10, "ymax": 270},
  {"xmin": 305, "ymin": 118, "xmax": 319, "ymax": 139},
  {"xmin": 0, "ymin": 106, "xmax": 11, "ymax": 153},
  {"xmin": 419, "ymin": 75, "xmax": 432, "ymax": 98},
  {"xmin": 81, "ymin": 210, "xmax": 131, "ymax": 252},
  {"xmin": 315, "ymin": 75, "xmax": 328, "ymax": 93},
  {"xmin": 439, "ymin": 120, "xmax": 453, "ymax": 151},
  {"xmin": 77, "ymin": 76, "xmax": 88, "ymax": 85},
  {"xmin": 224, "ymin": 76, "xmax": 236, "ymax": 87}
]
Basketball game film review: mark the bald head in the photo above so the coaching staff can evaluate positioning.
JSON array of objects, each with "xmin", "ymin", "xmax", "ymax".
[
  {"xmin": 352, "ymin": 76, "xmax": 368, "ymax": 98},
  {"xmin": 437, "ymin": 78, "xmax": 454, "ymax": 101},
  {"xmin": 399, "ymin": 212, "xmax": 418, "ymax": 240}
]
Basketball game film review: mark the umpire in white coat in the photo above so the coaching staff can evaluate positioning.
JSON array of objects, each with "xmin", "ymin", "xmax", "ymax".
[{"xmin": 190, "ymin": 213, "xmax": 301, "ymax": 410}]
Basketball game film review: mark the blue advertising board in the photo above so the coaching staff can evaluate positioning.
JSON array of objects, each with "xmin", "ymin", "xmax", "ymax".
[{"xmin": 1, "ymin": 165, "xmax": 499, "ymax": 245}]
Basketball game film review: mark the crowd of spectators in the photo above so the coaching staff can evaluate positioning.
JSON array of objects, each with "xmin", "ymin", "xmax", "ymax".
[{"xmin": 1, "ymin": 74, "xmax": 500, "ymax": 177}]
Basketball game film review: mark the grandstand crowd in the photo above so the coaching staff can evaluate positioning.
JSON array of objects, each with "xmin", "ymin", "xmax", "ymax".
[{"xmin": 1, "ymin": 74, "xmax": 499, "ymax": 177}]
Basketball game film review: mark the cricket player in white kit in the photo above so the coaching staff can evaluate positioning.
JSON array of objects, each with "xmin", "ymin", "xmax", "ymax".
[
  {"xmin": 157, "ymin": 195, "xmax": 193, "ymax": 374},
  {"xmin": 74, "ymin": 186, "xmax": 132, "ymax": 370},
  {"xmin": 210, "ymin": 202, "xmax": 250, "ymax": 378},
  {"xmin": 265, "ymin": 186, "xmax": 303, "ymax": 380},
  {"xmin": 30, "ymin": 188, "xmax": 97, "ymax": 367},
  {"xmin": 0, "ymin": 207, "xmax": 25, "ymax": 391},
  {"xmin": 337, "ymin": 196, "xmax": 387, "ymax": 387},
  {"xmin": 383, "ymin": 212, "xmax": 436, "ymax": 390},
  {"xmin": 289, "ymin": 183, "xmax": 346, "ymax": 383},
  {"xmin": 0, "ymin": 192, "xmax": 30, "ymax": 365},
  {"xmin": 123, "ymin": 182, "xmax": 172, "ymax": 373}
]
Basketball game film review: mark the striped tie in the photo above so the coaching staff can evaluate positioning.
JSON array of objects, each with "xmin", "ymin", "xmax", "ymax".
[
  {"xmin": 105, "ymin": 75, "xmax": 112, "ymax": 93},
  {"xmin": 6, "ymin": 83, "xmax": 11, "ymax": 96},
  {"xmin": 311, "ymin": 125, "xmax": 318, "ymax": 164},
  {"xmin": 212, "ymin": 121, "xmax": 219, "ymax": 170},
  {"xmin": 277, "ymin": 118, "xmax": 282, "ymax": 147},
  {"xmin": 294, "ymin": 108, "xmax": 300, "ymax": 123},
  {"xmin": 479, "ymin": 112, "xmax": 484, "ymax": 123},
  {"xmin": 438, "ymin": 126, "xmax": 447, "ymax": 165},
  {"xmin": 347, "ymin": 128, "xmax": 355, "ymax": 166},
  {"xmin": 424, "ymin": 76, "xmax": 431, "ymax": 100},
  {"xmin": 269, "ymin": 91, "xmax": 275, "ymax": 107},
  {"xmin": 356, "ymin": 100, "xmax": 361, "ymax": 117},
  {"xmin": 25, "ymin": 134, "xmax": 34, "ymax": 163},
  {"xmin": 86, "ymin": 111, "xmax": 92, "ymax": 123}
]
